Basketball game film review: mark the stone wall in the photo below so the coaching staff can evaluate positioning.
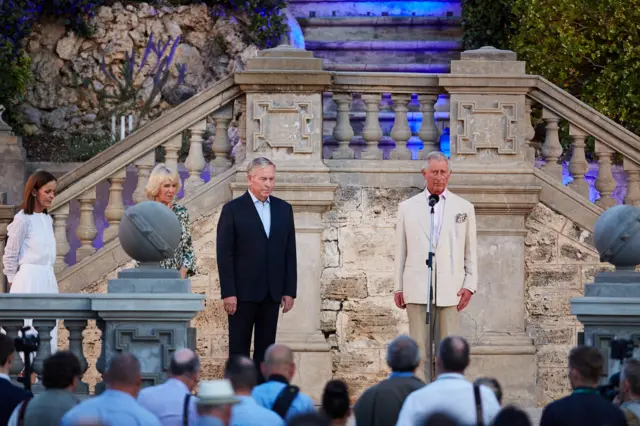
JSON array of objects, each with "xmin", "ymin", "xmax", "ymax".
[
  {"xmin": 524, "ymin": 203, "xmax": 612, "ymax": 406},
  {"xmin": 19, "ymin": 2, "xmax": 258, "ymax": 137}
]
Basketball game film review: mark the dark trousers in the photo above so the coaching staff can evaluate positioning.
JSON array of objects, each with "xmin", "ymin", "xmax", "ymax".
[{"xmin": 228, "ymin": 298, "xmax": 280, "ymax": 383}]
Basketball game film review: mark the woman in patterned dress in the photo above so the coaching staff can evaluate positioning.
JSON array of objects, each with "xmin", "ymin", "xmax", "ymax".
[{"xmin": 145, "ymin": 164, "xmax": 196, "ymax": 278}]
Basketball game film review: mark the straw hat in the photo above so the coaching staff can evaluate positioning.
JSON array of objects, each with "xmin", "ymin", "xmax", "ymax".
[{"xmin": 196, "ymin": 380, "xmax": 241, "ymax": 406}]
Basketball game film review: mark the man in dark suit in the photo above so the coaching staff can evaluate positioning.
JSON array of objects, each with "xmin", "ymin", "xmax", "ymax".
[
  {"xmin": 0, "ymin": 333, "xmax": 32, "ymax": 425},
  {"xmin": 540, "ymin": 345, "xmax": 627, "ymax": 426},
  {"xmin": 217, "ymin": 157, "xmax": 297, "ymax": 382}
]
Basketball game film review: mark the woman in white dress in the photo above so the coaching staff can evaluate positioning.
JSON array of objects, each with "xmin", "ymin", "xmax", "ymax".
[{"xmin": 2, "ymin": 170, "xmax": 59, "ymax": 359}]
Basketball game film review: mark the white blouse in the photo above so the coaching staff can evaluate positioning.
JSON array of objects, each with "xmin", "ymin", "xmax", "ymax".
[{"xmin": 2, "ymin": 210, "xmax": 56, "ymax": 282}]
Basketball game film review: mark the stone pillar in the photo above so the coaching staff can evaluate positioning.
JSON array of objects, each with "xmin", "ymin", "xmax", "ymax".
[
  {"xmin": 0, "ymin": 108, "xmax": 26, "ymax": 205},
  {"xmin": 0, "ymin": 201, "xmax": 16, "ymax": 293},
  {"xmin": 441, "ymin": 47, "xmax": 539, "ymax": 406},
  {"xmin": 234, "ymin": 45, "xmax": 337, "ymax": 401}
]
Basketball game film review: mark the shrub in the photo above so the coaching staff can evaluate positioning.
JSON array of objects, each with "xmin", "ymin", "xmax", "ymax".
[{"xmin": 461, "ymin": 0, "xmax": 515, "ymax": 50}]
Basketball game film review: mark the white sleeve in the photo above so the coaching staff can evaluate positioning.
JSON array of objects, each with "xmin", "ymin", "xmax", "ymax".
[{"xmin": 3, "ymin": 214, "xmax": 27, "ymax": 283}]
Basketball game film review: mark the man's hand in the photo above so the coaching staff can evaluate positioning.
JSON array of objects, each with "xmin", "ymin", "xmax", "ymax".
[
  {"xmin": 457, "ymin": 288, "xmax": 473, "ymax": 312},
  {"xmin": 281, "ymin": 296, "xmax": 294, "ymax": 313},
  {"xmin": 394, "ymin": 291, "xmax": 406, "ymax": 309},
  {"xmin": 180, "ymin": 267, "xmax": 187, "ymax": 279},
  {"xmin": 223, "ymin": 296, "xmax": 237, "ymax": 315}
]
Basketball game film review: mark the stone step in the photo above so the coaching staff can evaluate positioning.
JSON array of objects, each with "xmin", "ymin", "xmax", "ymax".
[
  {"xmin": 288, "ymin": 0, "xmax": 462, "ymax": 18},
  {"xmin": 299, "ymin": 16, "xmax": 463, "ymax": 42}
]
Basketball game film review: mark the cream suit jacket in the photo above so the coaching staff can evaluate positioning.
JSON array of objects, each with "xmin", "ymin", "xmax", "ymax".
[{"xmin": 394, "ymin": 189, "xmax": 477, "ymax": 307}]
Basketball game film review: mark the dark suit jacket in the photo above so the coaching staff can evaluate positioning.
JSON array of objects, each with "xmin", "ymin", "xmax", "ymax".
[
  {"xmin": 0, "ymin": 377, "xmax": 32, "ymax": 426},
  {"xmin": 540, "ymin": 391, "xmax": 628, "ymax": 426},
  {"xmin": 216, "ymin": 192, "xmax": 297, "ymax": 302},
  {"xmin": 353, "ymin": 375, "xmax": 424, "ymax": 426}
]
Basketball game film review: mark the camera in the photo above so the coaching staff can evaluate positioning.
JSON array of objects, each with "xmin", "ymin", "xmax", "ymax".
[
  {"xmin": 13, "ymin": 326, "xmax": 40, "ymax": 391},
  {"xmin": 597, "ymin": 338, "xmax": 636, "ymax": 402}
]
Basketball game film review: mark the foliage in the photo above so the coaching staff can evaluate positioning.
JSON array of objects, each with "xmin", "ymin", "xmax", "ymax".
[
  {"xmin": 95, "ymin": 33, "xmax": 187, "ymax": 125},
  {"xmin": 22, "ymin": 132, "xmax": 116, "ymax": 162},
  {"xmin": 0, "ymin": 46, "xmax": 33, "ymax": 119},
  {"xmin": 461, "ymin": 0, "xmax": 516, "ymax": 50},
  {"xmin": 210, "ymin": 0, "xmax": 288, "ymax": 48}
]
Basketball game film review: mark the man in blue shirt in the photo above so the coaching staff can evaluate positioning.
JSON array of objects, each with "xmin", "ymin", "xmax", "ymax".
[
  {"xmin": 224, "ymin": 355, "xmax": 284, "ymax": 426},
  {"xmin": 61, "ymin": 353, "xmax": 161, "ymax": 426},
  {"xmin": 138, "ymin": 348, "xmax": 200, "ymax": 426},
  {"xmin": 251, "ymin": 344, "xmax": 315, "ymax": 421}
]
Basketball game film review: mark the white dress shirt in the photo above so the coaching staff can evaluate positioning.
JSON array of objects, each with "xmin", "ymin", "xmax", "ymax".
[
  {"xmin": 249, "ymin": 191, "xmax": 271, "ymax": 237},
  {"xmin": 137, "ymin": 378, "xmax": 198, "ymax": 426},
  {"xmin": 396, "ymin": 373, "xmax": 500, "ymax": 426},
  {"xmin": 425, "ymin": 188, "xmax": 448, "ymax": 246}
]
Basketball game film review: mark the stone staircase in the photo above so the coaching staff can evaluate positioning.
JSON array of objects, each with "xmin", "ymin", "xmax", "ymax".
[{"xmin": 288, "ymin": 0, "xmax": 463, "ymax": 72}]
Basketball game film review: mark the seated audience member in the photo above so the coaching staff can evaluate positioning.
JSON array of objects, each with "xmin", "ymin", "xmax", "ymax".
[
  {"xmin": 0, "ymin": 333, "xmax": 32, "ymax": 426},
  {"xmin": 252, "ymin": 344, "xmax": 315, "ymax": 421},
  {"xmin": 354, "ymin": 335, "xmax": 424, "ymax": 426},
  {"xmin": 138, "ymin": 348, "xmax": 200, "ymax": 426},
  {"xmin": 8, "ymin": 351, "xmax": 81, "ymax": 426},
  {"xmin": 473, "ymin": 377, "xmax": 502, "ymax": 405},
  {"xmin": 321, "ymin": 380, "xmax": 350, "ymax": 426},
  {"xmin": 61, "ymin": 353, "xmax": 161, "ymax": 426},
  {"xmin": 396, "ymin": 336, "xmax": 500, "ymax": 426},
  {"xmin": 195, "ymin": 380, "xmax": 240, "ymax": 426},
  {"xmin": 224, "ymin": 355, "xmax": 284, "ymax": 426},
  {"xmin": 492, "ymin": 406, "xmax": 532, "ymax": 426},
  {"xmin": 539, "ymin": 346, "xmax": 627, "ymax": 426}
]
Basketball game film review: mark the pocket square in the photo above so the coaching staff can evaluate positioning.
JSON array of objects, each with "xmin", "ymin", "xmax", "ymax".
[{"xmin": 456, "ymin": 213, "xmax": 467, "ymax": 223}]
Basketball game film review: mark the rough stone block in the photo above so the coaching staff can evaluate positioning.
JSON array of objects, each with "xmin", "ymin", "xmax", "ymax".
[
  {"xmin": 527, "ymin": 203, "xmax": 567, "ymax": 233},
  {"xmin": 321, "ymin": 311, "xmax": 338, "ymax": 333},
  {"xmin": 332, "ymin": 349, "xmax": 384, "ymax": 375},
  {"xmin": 209, "ymin": 333, "xmax": 229, "ymax": 358},
  {"xmin": 324, "ymin": 226, "xmax": 338, "ymax": 241},
  {"xmin": 326, "ymin": 186, "xmax": 363, "ymax": 224},
  {"xmin": 199, "ymin": 357, "xmax": 225, "ymax": 380},
  {"xmin": 582, "ymin": 265, "xmax": 616, "ymax": 284},
  {"xmin": 366, "ymin": 273, "xmax": 395, "ymax": 296},
  {"xmin": 321, "ymin": 270, "xmax": 368, "ymax": 300},
  {"xmin": 323, "ymin": 240, "xmax": 340, "ymax": 268},
  {"xmin": 524, "ymin": 219, "xmax": 558, "ymax": 264},
  {"xmin": 526, "ymin": 266, "xmax": 581, "ymax": 290},
  {"xmin": 361, "ymin": 187, "xmax": 420, "ymax": 225},
  {"xmin": 562, "ymin": 220, "xmax": 595, "ymax": 247},
  {"xmin": 339, "ymin": 227, "xmax": 395, "ymax": 273},
  {"xmin": 526, "ymin": 322, "xmax": 577, "ymax": 346},
  {"xmin": 558, "ymin": 236, "xmax": 598, "ymax": 263},
  {"xmin": 537, "ymin": 345, "xmax": 571, "ymax": 368},
  {"xmin": 195, "ymin": 254, "xmax": 218, "ymax": 275},
  {"xmin": 293, "ymin": 351, "xmax": 332, "ymax": 403},
  {"xmin": 526, "ymin": 288, "xmax": 582, "ymax": 318},
  {"xmin": 322, "ymin": 300, "xmax": 341, "ymax": 311},
  {"xmin": 192, "ymin": 298, "xmax": 227, "ymax": 331},
  {"xmin": 537, "ymin": 367, "xmax": 571, "ymax": 406},
  {"xmin": 191, "ymin": 210, "xmax": 221, "ymax": 241},
  {"xmin": 337, "ymin": 298, "xmax": 401, "ymax": 347}
]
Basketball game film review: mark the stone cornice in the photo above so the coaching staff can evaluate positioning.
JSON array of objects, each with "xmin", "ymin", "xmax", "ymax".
[
  {"xmin": 440, "ymin": 75, "xmax": 538, "ymax": 95},
  {"xmin": 330, "ymin": 72, "xmax": 440, "ymax": 95},
  {"xmin": 448, "ymin": 184, "xmax": 542, "ymax": 215},
  {"xmin": 235, "ymin": 71, "xmax": 332, "ymax": 94}
]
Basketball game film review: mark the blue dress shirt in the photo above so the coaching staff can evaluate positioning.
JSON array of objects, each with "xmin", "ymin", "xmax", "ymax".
[
  {"xmin": 249, "ymin": 191, "xmax": 271, "ymax": 237},
  {"xmin": 251, "ymin": 379, "xmax": 315, "ymax": 422},
  {"xmin": 137, "ymin": 378, "xmax": 198, "ymax": 426},
  {"xmin": 231, "ymin": 395, "xmax": 285, "ymax": 426},
  {"xmin": 61, "ymin": 389, "xmax": 162, "ymax": 426}
]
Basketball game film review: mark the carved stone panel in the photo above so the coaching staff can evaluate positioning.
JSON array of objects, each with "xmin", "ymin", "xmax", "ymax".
[{"xmin": 455, "ymin": 101, "xmax": 519, "ymax": 155}]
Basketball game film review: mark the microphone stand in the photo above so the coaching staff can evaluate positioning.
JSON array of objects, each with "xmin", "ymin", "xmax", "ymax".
[{"xmin": 425, "ymin": 195, "xmax": 438, "ymax": 381}]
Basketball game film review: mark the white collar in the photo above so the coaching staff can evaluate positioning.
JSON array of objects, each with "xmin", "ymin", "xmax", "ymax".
[
  {"xmin": 249, "ymin": 191, "xmax": 270, "ymax": 204},
  {"xmin": 0, "ymin": 373, "xmax": 11, "ymax": 381},
  {"xmin": 425, "ymin": 188, "xmax": 449, "ymax": 200}
]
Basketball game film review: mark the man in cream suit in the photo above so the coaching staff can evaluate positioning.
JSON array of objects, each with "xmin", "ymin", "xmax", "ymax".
[{"xmin": 394, "ymin": 151, "xmax": 477, "ymax": 382}]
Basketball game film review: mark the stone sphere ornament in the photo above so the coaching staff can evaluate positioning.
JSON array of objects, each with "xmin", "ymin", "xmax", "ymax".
[
  {"xmin": 119, "ymin": 201, "xmax": 181, "ymax": 263},
  {"xmin": 594, "ymin": 204, "xmax": 640, "ymax": 268}
]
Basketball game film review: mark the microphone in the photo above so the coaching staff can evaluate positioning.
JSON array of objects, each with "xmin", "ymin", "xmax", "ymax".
[{"xmin": 428, "ymin": 194, "xmax": 440, "ymax": 207}]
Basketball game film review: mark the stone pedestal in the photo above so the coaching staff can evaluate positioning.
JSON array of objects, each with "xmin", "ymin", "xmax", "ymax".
[
  {"xmin": 571, "ymin": 271, "xmax": 640, "ymax": 379},
  {"xmin": 0, "ymin": 112, "xmax": 26, "ymax": 205},
  {"xmin": 233, "ymin": 45, "xmax": 337, "ymax": 401},
  {"xmin": 443, "ymin": 47, "xmax": 539, "ymax": 406},
  {"xmin": 95, "ymin": 266, "xmax": 204, "ymax": 392}
]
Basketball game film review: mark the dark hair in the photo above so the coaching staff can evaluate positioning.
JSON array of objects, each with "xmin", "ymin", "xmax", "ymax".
[
  {"xmin": 568, "ymin": 346, "xmax": 603, "ymax": 384},
  {"xmin": 169, "ymin": 352, "xmax": 200, "ymax": 377},
  {"xmin": 421, "ymin": 412, "xmax": 458, "ymax": 426},
  {"xmin": 22, "ymin": 170, "xmax": 57, "ymax": 215},
  {"xmin": 321, "ymin": 380, "xmax": 350, "ymax": 420},
  {"xmin": 0, "ymin": 333, "xmax": 15, "ymax": 366},
  {"xmin": 224, "ymin": 355, "xmax": 257, "ymax": 391},
  {"xmin": 438, "ymin": 336, "xmax": 470, "ymax": 373},
  {"xmin": 492, "ymin": 406, "xmax": 532, "ymax": 426},
  {"xmin": 105, "ymin": 353, "xmax": 140, "ymax": 386},
  {"xmin": 387, "ymin": 335, "xmax": 420, "ymax": 372},
  {"xmin": 43, "ymin": 351, "xmax": 82, "ymax": 389},
  {"xmin": 287, "ymin": 412, "xmax": 330, "ymax": 426},
  {"xmin": 474, "ymin": 377, "xmax": 503, "ymax": 404}
]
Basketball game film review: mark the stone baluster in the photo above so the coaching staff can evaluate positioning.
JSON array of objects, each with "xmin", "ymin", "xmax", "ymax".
[
  {"xmin": 624, "ymin": 158, "xmax": 640, "ymax": 206},
  {"xmin": 76, "ymin": 188, "xmax": 97, "ymax": 262},
  {"xmin": 2, "ymin": 320, "xmax": 25, "ymax": 382},
  {"xmin": 132, "ymin": 151, "xmax": 156, "ymax": 204},
  {"xmin": 163, "ymin": 134, "xmax": 183, "ymax": 173},
  {"xmin": 184, "ymin": 120, "xmax": 207, "ymax": 191},
  {"xmin": 65, "ymin": 319, "xmax": 89, "ymax": 394},
  {"xmin": 360, "ymin": 93, "xmax": 383, "ymax": 160},
  {"xmin": 594, "ymin": 140, "xmax": 617, "ymax": 209},
  {"xmin": 95, "ymin": 320, "xmax": 107, "ymax": 394},
  {"xmin": 567, "ymin": 125, "xmax": 590, "ymax": 199},
  {"xmin": 331, "ymin": 93, "xmax": 355, "ymax": 159},
  {"xmin": 235, "ymin": 97, "xmax": 247, "ymax": 164},
  {"xmin": 390, "ymin": 94, "xmax": 412, "ymax": 160},
  {"xmin": 541, "ymin": 108, "xmax": 564, "ymax": 180},
  {"xmin": 53, "ymin": 204, "xmax": 70, "ymax": 273},
  {"xmin": 524, "ymin": 98, "xmax": 536, "ymax": 162},
  {"xmin": 211, "ymin": 114, "xmax": 233, "ymax": 176},
  {"xmin": 31, "ymin": 319, "xmax": 56, "ymax": 392},
  {"xmin": 103, "ymin": 168, "xmax": 126, "ymax": 243},
  {"xmin": 418, "ymin": 95, "xmax": 439, "ymax": 158}
]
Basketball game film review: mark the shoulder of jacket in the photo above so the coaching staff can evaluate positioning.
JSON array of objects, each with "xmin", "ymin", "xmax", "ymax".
[{"xmin": 447, "ymin": 191, "xmax": 474, "ymax": 209}]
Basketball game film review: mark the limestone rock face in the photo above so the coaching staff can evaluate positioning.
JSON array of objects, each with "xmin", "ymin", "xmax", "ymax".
[{"xmin": 19, "ymin": 3, "xmax": 258, "ymax": 137}]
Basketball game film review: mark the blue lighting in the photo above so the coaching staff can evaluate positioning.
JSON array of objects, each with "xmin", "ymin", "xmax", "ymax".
[{"xmin": 440, "ymin": 128, "xmax": 450, "ymax": 158}]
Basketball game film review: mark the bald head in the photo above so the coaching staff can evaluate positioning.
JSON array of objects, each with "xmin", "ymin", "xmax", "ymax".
[
  {"xmin": 263, "ymin": 344, "xmax": 295, "ymax": 381},
  {"xmin": 169, "ymin": 348, "xmax": 200, "ymax": 377},
  {"xmin": 225, "ymin": 355, "xmax": 258, "ymax": 392},
  {"xmin": 437, "ymin": 336, "xmax": 470, "ymax": 374},
  {"xmin": 105, "ymin": 353, "xmax": 141, "ymax": 387}
]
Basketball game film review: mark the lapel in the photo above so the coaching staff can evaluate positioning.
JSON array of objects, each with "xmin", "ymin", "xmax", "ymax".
[
  {"xmin": 416, "ymin": 190, "xmax": 432, "ymax": 242},
  {"xmin": 243, "ymin": 191, "xmax": 268, "ymax": 239},
  {"xmin": 439, "ymin": 192, "xmax": 455, "ymax": 247}
]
